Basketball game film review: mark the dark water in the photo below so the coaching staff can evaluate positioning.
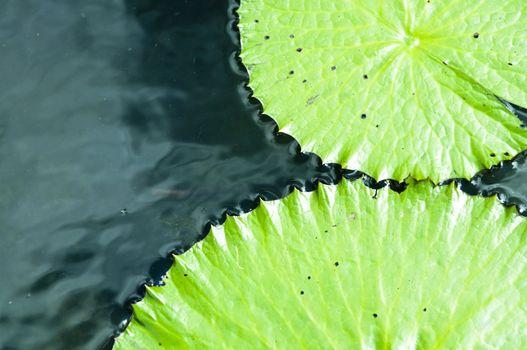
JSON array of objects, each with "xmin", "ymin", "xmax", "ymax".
[{"xmin": 0, "ymin": 1, "xmax": 525, "ymax": 349}]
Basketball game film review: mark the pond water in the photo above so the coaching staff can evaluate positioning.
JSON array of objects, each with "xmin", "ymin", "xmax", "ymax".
[{"xmin": 0, "ymin": 1, "xmax": 525, "ymax": 349}]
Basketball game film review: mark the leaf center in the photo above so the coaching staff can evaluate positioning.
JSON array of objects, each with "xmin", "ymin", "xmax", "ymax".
[{"xmin": 401, "ymin": 33, "xmax": 421, "ymax": 50}]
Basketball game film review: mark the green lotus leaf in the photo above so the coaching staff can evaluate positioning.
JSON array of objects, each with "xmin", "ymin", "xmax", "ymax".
[
  {"xmin": 238, "ymin": 0, "xmax": 527, "ymax": 181},
  {"xmin": 115, "ymin": 180, "xmax": 527, "ymax": 349}
]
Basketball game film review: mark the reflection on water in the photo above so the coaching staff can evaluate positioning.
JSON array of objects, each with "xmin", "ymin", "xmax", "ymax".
[
  {"xmin": 455, "ymin": 151, "xmax": 527, "ymax": 215},
  {"xmin": 0, "ymin": 1, "xmax": 146, "ymax": 348},
  {"xmin": 0, "ymin": 1, "xmax": 526, "ymax": 349}
]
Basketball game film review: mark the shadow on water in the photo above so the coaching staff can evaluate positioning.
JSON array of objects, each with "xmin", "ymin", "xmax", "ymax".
[{"xmin": 0, "ymin": 1, "xmax": 527, "ymax": 350}]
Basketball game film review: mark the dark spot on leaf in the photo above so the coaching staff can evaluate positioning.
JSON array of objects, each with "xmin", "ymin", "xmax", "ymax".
[
  {"xmin": 490, "ymin": 153, "xmax": 496, "ymax": 157},
  {"xmin": 254, "ymin": 19, "xmax": 259, "ymax": 23},
  {"xmin": 504, "ymin": 152, "xmax": 510, "ymax": 156},
  {"xmin": 423, "ymin": 308, "xmax": 427, "ymax": 312},
  {"xmin": 363, "ymin": 74, "xmax": 368, "ymax": 79},
  {"xmin": 508, "ymin": 62, "xmax": 513, "ymax": 66},
  {"xmin": 300, "ymin": 290, "xmax": 304, "ymax": 295},
  {"xmin": 264, "ymin": 35, "xmax": 270, "ymax": 40},
  {"xmin": 159, "ymin": 343, "xmax": 162, "ymax": 346},
  {"xmin": 334, "ymin": 262, "xmax": 339, "ymax": 267},
  {"xmin": 289, "ymin": 70, "xmax": 294, "ymax": 75},
  {"xmin": 307, "ymin": 95, "xmax": 319, "ymax": 105},
  {"xmin": 289, "ymin": 34, "xmax": 295, "ymax": 39},
  {"xmin": 307, "ymin": 276, "xmax": 311, "ymax": 280},
  {"xmin": 296, "ymin": 48, "xmax": 303, "ymax": 52},
  {"xmin": 375, "ymin": 124, "xmax": 379, "ymax": 128},
  {"xmin": 473, "ymin": 32, "xmax": 480, "ymax": 39},
  {"xmin": 332, "ymin": 224, "xmax": 337, "ymax": 227},
  {"xmin": 184, "ymin": 274, "xmax": 188, "ymax": 277},
  {"xmin": 442, "ymin": 61, "xmax": 448, "ymax": 65},
  {"xmin": 373, "ymin": 313, "xmax": 378, "ymax": 318},
  {"xmin": 361, "ymin": 114, "xmax": 367, "ymax": 119},
  {"xmin": 324, "ymin": 230, "xmax": 328, "ymax": 233},
  {"xmin": 302, "ymin": 79, "xmax": 307, "ymax": 83},
  {"xmin": 331, "ymin": 66, "xmax": 336, "ymax": 71}
]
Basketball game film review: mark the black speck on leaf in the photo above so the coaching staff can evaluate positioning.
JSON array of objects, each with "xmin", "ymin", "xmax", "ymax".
[
  {"xmin": 331, "ymin": 66, "xmax": 336, "ymax": 71},
  {"xmin": 375, "ymin": 124, "xmax": 379, "ymax": 128},
  {"xmin": 363, "ymin": 74, "xmax": 368, "ymax": 79},
  {"xmin": 289, "ymin": 70, "xmax": 294, "ymax": 75},
  {"xmin": 504, "ymin": 152, "xmax": 510, "ymax": 156},
  {"xmin": 361, "ymin": 113, "xmax": 367, "ymax": 119},
  {"xmin": 254, "ymin": 19, "xmax": 259, "ymax": 23},
  {"xmin": 302, "ymin": 79, "xmax": 307, "ymax": 83},
  {"xmin": 473, "ymin": 32, "xmax": 480, "ymax": 39},
  {"xmin": 296, "ymin": 48, "xmax": 303, "ymax": 52},
  {"xmin": 300, "ymin": 290, "xmax": 304, "ymax": 295},
  {"xmin": 307, "ymin": 276, "xmax": 311, "ymax": 280},
  {"xmin": 289, "ymin": 34, "xmax": 295, "ymax": 39},
  {"xmin": 490, "ymin": 153, "xmax": 496, "ymax": 157},
  {"xmin": 508, "ymin": 62, "xmax": 513, "ymax": 66},
  {"xmin": 423, "ymin": 308, "xmax": 427, "ymax": 312},
  {"xmin": 264, "ymin": 35, "xmax": 270, "ymax": 40},
  {"xmin": 184, "ymin": 273, "xmax": 188, "ymax": 277},
  {"xmin": 373, "ymin": 313, "xmax": 378, "ymax": 318},
  {"xmin": 334, "ymin": 262, "xmax": 339, "ymax": 267}
]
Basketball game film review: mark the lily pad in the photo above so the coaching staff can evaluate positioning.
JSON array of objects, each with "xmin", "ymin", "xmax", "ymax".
[
  {"xmin": 238, "ymin": 1, "xmax": 527, "ymax": 181},
  {"xmin": 115, "ymin": 180, "xmax": 527, "ymax": 349}
]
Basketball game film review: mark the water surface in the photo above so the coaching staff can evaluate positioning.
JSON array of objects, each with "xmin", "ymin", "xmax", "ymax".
[{"xmin": 0, "ymin": 1, "xmax": 334, "ymax": 348}]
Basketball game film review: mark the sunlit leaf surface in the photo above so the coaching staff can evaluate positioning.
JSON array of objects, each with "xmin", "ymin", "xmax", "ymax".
[
  {"xmin": 239, "ymin": 0, "xmax": 527, "ymax": 181},
  {"xmin": 116, "ymin": 180, "xmax": 527, "ymax": 349}
]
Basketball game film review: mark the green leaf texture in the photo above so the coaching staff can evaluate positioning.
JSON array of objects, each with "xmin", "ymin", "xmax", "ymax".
[
  {"xmin": 115, "ymin": 181, "xmax": 527, "ymax": 349},
  {"xmin": 238, "ymin": 1, "xmax": 527, "ymax": 181}
]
